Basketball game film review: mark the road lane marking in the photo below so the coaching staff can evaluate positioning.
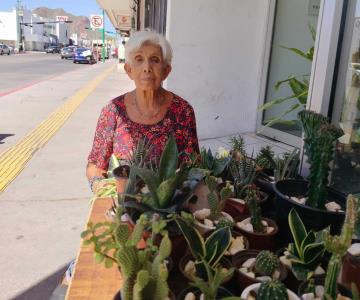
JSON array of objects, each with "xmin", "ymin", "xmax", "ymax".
[{"xmin": 0, "ymin": 64, "xmax": 116, "ymax": 192}]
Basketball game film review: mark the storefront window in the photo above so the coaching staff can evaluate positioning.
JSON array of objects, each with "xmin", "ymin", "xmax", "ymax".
[{"xmin": 331, "ymin": 1, "xmax": 360, "ymax": 196}]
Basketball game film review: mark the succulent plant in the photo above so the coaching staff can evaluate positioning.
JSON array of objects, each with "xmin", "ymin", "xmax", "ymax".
[
  {"xmin": 298, "ymin": 110, "xmax": 344, "ymax": 209},
  {"xmin": 205, "ymin": 175, "xmax": 232, "ymax": 220},
  {"xmin": 323, "ymin": 195, "xmax": 358, "ymax": 299},
  {"xmin": 287, "ymin": 208, "xmax": 325, "ymax": 281},
  {"xmin": 247, "ymin": 187, "xmax": 264, "ymax": 233},
  {"xmin": 229, "ymin": 155, "xmax": 256, "ymax": 199},
  {"xmin": 255, "ymin": 145, "xmax": 276, "ymax": 169},
  {"xmin": 257, "ymin": 280, "xmax": 288, "ymax": 300},
  {"xmin": 198, "ymin": 147, "xmax": 231, "ymax": 176},
  {"xmin": 255, "ymin": 250, "xmax": 279, "ymax": 276},
  {"xmin": 228, "ymin": 135, "xmax": 246, "ymax": 156},
  {"xmin": 215, "ymin": 217, "xmax": 234, "ymax": 230}
]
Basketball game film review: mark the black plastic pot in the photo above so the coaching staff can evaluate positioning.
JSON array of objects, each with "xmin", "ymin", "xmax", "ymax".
[
  {"xmin": 298, "ymin": 277, "xmax": 352, "ymax": 298},
  {"xmin": 176, "ymin": 286, "xmax": 233, "ymax": 300},
  {"xmin": 274, "ymin": 179, "xmax": 346, "ymax": 244},
  {"xmin": 254, "ymin": 168, "xmax": 275, "ymax": 196}
]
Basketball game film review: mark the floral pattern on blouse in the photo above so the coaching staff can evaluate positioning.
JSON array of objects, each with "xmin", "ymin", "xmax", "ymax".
[{"xmin": 88, "ymin": 93, "xmax": 200, "ymax": 170}]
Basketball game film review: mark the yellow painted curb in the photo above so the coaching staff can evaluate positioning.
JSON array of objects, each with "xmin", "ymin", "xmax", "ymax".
[{"xmin": 0, "ymin": 64, "xmax": 116, "ymax": 192}]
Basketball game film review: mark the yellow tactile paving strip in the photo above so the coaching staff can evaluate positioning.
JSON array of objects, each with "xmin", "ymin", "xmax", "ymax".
[{"xmin": 0, "ymin": 64, "xmax": 115, "ymax": 192}]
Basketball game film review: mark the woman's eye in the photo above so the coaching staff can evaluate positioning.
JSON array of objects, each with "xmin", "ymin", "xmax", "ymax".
[
  {"xmin": 135, "ymin": 56, "xmax": 143, "ymax": 62},
  {"xmin": 151, "ymin": 57, "xmax": 160, "ymax": 63}
]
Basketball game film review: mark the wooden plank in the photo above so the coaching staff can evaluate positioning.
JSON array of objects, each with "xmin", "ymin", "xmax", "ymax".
[{"xmin": 65, "ymin": 198, "xmax": 122, "ymax": 300}]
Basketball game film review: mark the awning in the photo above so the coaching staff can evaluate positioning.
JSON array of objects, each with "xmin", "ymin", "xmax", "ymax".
[{"xmin": 96, "ymin": 0, "xmax": 132, "ymax": 31}]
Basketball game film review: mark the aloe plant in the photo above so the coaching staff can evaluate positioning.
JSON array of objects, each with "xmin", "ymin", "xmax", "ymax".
[
  {"xmin": 198, "ymin": 147, "xmax": 231, "ymax": 176},
  {"xmin": 229, "ymin": 155, "xmax": 256, "ymax": 199},
  {"xmin": 287, "ymin": 208, "xmax": 325, "ymax": 281},
  {"xmin": 299, "ymin": 110, "xmax": 344, "ymax": 209},
  {"xmin": 175, "ymin": 216, "xmax": 232, "ymax": 281},
  {"xmin": 124, "ymin": 135, "xmax": 197, "ymax": 217}
]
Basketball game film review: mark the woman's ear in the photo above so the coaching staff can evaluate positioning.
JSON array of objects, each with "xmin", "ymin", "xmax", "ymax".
[
  {"xmin": 124, "ymin": 63, "xmax": 133, "ymax": 79},
  {"xmin": 162, "ymin": 64, "xmax": 172, "ymax": 80}
]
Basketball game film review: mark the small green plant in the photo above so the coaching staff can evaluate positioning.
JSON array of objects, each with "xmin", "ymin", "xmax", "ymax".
[
  {"xmin": 205, "ymin": 175, "xmax": 232, "ymax": 220},
  {"xmin": 255, "ymin": 146, "xmax": 276, "ymax": 169},
  {"xmin": 82, "ymin": 214, "xmax": 172, "ymax": 300},
  {"xmin": 175, "ymin": 216, "xmax": 233, "ymax": 281},
  {"xmin": 255, "ymin": 250, "xmax": 279, "ymax": 276},
  {"xmin": 323, "ymin": 194, "xmax": 358, "ymax": 299},
  {"xmin": 257, "ymin": 280, "xmax": 288, "ymax": 300},
  {"xmin": 247, "ymin": 187, "xmax": 264, "ymax": 233},
  {"xmin": 287, "ymin": 208, "xmax": 325, "ymax": 281},
  {"xmin": 228, "ymin": 135, "xmax": 246, "ymax": 156},
  {"xmin": 229, "ymin": 155, "xmax": 256, "ymax": 199},
  {"xmin": 299, "ymin": 110, "xmax": 344, "ymax": 209},
  {"xmin": 198, "ymin": 147, "xmax": 231, "ymax": 176}
]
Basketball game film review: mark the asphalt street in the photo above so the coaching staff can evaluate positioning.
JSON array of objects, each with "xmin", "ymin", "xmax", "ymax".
[{"xmin": 0, "ymin": 52, "xmax": 89, "ymax": 95}]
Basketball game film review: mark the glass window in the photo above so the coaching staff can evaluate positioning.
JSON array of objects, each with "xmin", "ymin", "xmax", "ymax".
[
  {"xmin": 261, "ymin": 0, "xmax": 319, "ymax": 137},
  {"xmin": 331, "ymin": 1, "xmax": 360, "ymax": 196}
]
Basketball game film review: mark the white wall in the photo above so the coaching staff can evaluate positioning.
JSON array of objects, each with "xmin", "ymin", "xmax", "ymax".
[
  {"xmin": 0, "ymin": 10, "xmax": 17, "ymax": 41},
  {"xmin": 165, "ymin": 0, "xmax": 270, "ymax": 139}
]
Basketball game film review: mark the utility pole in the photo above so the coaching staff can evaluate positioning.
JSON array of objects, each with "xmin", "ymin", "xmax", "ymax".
[
  {"xmin": 16, "ymin": 0, "xmax": 23, "ymax": 51},
  {"xmin": 101, "ymin": 9, "xmax": 105, "ymax": 63}
]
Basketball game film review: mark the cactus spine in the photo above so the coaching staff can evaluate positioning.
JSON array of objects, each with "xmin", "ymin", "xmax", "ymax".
[
  {"xmin": 255, "ymin": 251, "xmax": 279, "ymax": 276},
  {"xmin": 114, "ymin": 215, "xmax": 172, "ymax": 300},
  {"xmin": 205, "ymin": 176, "xmax": 232, "ymax": 220},
  {"xmin": 323, "ymin": 195, "xmax": 358, "ymax": 299},
  {"xmin": 247, "ymin": 188, "xmax": 264, "ymax": 233},
  {"xmin": 257, "ymin": 280, "xmax": 288, "ymax": 300},
  {"xmin": 298, "ymin": 110, "xmax": 344, "ymax": 208}
]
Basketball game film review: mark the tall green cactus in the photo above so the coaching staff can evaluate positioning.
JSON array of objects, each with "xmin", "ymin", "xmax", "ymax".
[
  {"xmin": 205, "ymin": 176, "xmax": 232, "ymax": 220},
  {"xmin": 247, "ymin": 188, "xmax": 264, "ymax": 233},
  {"xmin": 323, "ymin": 195, "xmax": 358, "ymax": 299},
  {"xmin": 298, "ymin": 110, "xmax": 344, "ymax": 208}
]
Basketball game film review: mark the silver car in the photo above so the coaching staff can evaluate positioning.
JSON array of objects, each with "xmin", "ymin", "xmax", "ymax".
[{"xmin": 0, "ymin": 44, "xmax": 10, "ymax": 55}]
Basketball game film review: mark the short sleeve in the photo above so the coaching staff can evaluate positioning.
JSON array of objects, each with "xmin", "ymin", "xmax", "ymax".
[{"xmin": 88, "ymin": 103, "xmax": 118, "ymax": 170}]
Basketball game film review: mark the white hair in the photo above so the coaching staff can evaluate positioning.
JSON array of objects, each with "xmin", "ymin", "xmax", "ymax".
[{"xmin": 125, "ymin": 30, "xmax": 173, "ymax": 66}]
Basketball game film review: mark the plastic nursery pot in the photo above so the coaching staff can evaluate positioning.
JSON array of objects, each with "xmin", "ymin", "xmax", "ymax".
[
  {"xmin": 233, "ymin": 215, "xmax": 278, "ymax": 250},
  {"xmin": 274, "ymin": 179, "xmax": 346, "ymax": 243},
  {"xmin": 340, "ymin": 249, "xmax": 360, "ymax": 292},
  {"xmin": 224, "ymin": 197, "xmax": 247, "ymax": 217},
  {"xmin": 113, "ymin": 165, "xmax": 130, "ymax": 194},
  {"xmin": 298, "ymin": 277, "xmax": 353, "ymax": 299},
  {"xmin": 241, "ymin": 283, "xmax": 300, "ymax": 300},
  {"xmin": 176, "ymin": 286, "xmax": 233, "ymax": 300},
  {"xmin": 232, "ymin": 249, "xmax": 287, "ymax": 293},
  {"xmin": 179, "ymin": 254, "xmax": 234, "ymax": 284},
  {"xmin": 254, "ymin": 168, "xmax": 275, "ymax": 196}
]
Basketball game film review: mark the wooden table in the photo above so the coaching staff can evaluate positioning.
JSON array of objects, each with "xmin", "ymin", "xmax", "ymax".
[{"xmin": 65, "ymin": 198, "xmax": 122, "ymax": 300}]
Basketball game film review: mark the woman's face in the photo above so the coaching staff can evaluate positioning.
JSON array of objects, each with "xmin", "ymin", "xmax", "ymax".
[{"xmin": 124, "ymin": 43, "xmax": 171, "ymax": 92}]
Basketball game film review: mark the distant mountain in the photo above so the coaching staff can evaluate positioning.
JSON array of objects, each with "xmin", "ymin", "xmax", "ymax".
[{"xmin": 32, "ymin": 7, "xmax": 98, "ymax": 40}]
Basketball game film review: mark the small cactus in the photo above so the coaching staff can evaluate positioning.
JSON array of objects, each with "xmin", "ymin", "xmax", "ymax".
[
  {"xmin": 205, "ymin": 176, "xmax": 232, "ymax": 220},
  {"xmin": 255, "ymin": 250, "xmax": 279, "ymax": 276},
  {"xmin": 247, "ymin": 188, "xmax": 264, "ymax": 233},
  {"xmin": 216, "ymin": 217, "xmax": 234, "ymax": 230},
  {"xmin": 257, "ymin": 280, "xmax": 288, "ymax": 300}
]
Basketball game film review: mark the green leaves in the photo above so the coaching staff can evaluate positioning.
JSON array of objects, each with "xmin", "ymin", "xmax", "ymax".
[
  {"xmin": 204, "ymin": 227, "xmax": 231, "ymax": 267},
  {"xmin": 159, "ymin": 135, "xmax": 178, "ymax": 181},
  {"xmin": 289, "ymin": 209, "xmax": 307, "ymax": 256}
]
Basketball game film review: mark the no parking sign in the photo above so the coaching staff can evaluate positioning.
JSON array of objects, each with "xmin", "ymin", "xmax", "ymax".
[{"xmin": 90, "ymin": 15, "xmax": 103, "ymax": 29}]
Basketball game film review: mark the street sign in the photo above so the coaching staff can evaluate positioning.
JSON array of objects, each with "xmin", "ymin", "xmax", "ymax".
[
  {"xmin": 90, "ymin": 15, "xmax": 103, "ymax": 29},
  {"xmin": 116, "ymin": 14, "xmax": 131, "ymax": 30},
  {"xmin": 56, "ymin": 16, "xmax": 69, "ymax": 23}
]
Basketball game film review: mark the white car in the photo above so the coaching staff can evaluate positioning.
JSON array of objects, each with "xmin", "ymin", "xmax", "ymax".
[{"xmin": 0, "ymin": 44, "xmax": 10, "ymax": 55}]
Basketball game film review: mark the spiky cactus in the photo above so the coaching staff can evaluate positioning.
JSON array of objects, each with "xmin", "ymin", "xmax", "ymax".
[
  {"xmin": 323, "ymin": 195, "xmax": 358, "ymax": 299},
  {"xmin": 255, "ymin": 145, "xmax": 276, "ymax": 169},
  {"xmin": 257, "ymin": 280, "xmax": 288, "ymax": 300},
  {"xmin": 229, "ymin": 155, "xmax": 256, "ymax": 199},
  {"xmin": 298, "ymin": 110, "xmax": 344, "ymax": 209},
  {"xmin": 205, "ymin": 176, "xmax": 232, "ymax": 220},
  {"xmin": 246, "ymin": 187, "xmax": 264, "ymax": 233},
  {"xmin": 255, "ymin": 251, "xmax": 279, "ymax": 276}
]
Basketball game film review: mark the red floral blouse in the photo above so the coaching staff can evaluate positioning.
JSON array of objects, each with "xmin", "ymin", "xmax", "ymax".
[{"xmin": 88, "ymin": 93, "xmax": 200, "ymax": 170}]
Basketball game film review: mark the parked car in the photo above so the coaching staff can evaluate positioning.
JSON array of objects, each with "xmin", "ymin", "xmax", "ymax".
[
  {"xmin": 45, "ymin": 45, "xmax": 61, "ymax": 53},
  {"xmin": 0, "ymin": 44, "xmax": 11, "ymax": 55},
  {"xmin": 60, "ymin": 46, "xmax": 77, "ymax": 59},
  {"xmin": 73, "ymin": 47, "xmax": 96, "ymax": 64}
]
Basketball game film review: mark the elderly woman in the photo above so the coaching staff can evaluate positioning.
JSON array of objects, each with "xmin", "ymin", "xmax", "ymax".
[{"xmin": 86, "ymin": 31, "xmax": 200, "ymax": 192}]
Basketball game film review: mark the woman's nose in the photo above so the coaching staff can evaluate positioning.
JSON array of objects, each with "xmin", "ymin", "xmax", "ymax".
[{"xmin": 143, "ymin": 60, "xmax": 152, "ymax": 72}]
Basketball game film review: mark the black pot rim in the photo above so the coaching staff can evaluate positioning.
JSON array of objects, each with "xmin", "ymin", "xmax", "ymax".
[{"xmin": 274, "ymin": 179, "xmax": 345, "ymax": 216}]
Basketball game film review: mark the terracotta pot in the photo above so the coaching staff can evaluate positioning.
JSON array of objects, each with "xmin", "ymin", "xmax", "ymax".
[
  {"xmin": 233, "ymin": 215, "xmax": 278, "ymax": 250},
  {"xmin": 179, "ymin": 254, "xmax": 234, "ymax": 284},
  {"xmin": 232, "ymin": 249, "xmax": 287, "ymax": 293},
  {"xmin": 341, "ymin": 249, "xmax": 360, "ymax": 292},
  {"xmin": 241, "ymin": 283, "xmax": 300, "ymax": 300}
]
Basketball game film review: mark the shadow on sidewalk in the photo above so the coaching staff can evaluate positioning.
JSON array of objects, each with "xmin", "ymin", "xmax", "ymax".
[
  {"xmin": 10, "ymin": 263, "xmax": 70, "ymax": 300},
  {"xmin": 0, "ymin": 134, "xmax": 14, "ymax": 144}
]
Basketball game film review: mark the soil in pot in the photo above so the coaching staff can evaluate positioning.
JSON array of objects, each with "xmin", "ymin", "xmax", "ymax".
[
  {"xmin": 340, "ymin": 243, "xmax": 360, "ymax": 292},
  {"xmin": 298, "ymin": 277, "xmax": 353, "ymax": 299},
  {"xmin": 176, "ymin": 286, "xmax": 233, "ymax": 300},
  {"xmin": 233, "ymin": 215, "xmax": 278, "ymax": 250},
  {"xmin": 179, "ymin": 254, "xmax": 234, "ymax": 284},
  {"xmin": 274, "ymin": 179, "xmax": 346, "ymax": 244},
  {"xmin": 232, "ymin": 249, "xmax": 287, "ymax": 293}
]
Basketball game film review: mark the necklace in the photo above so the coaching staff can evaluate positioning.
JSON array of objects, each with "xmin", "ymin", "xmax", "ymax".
[{"xmin": 134, "ymin": 95, "xmax": 164, "ymax": 119}]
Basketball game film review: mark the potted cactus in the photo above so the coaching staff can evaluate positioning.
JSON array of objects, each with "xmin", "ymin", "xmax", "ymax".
[
  {"xmin": 234, "ymin": 187, "xmax": 278, "ymax": 250},
  {"xmin": 274, "ymin": 110, "xmax": 347, "ymax": 240},
  {"xmin": 192, "ymin": 175, "xmax": 233, "ymax": 234},
  {"xmin": 241, "ymin": 280, "xmax": 300, "ymax": 300},
  {"xmin": 82, "ymin": 214, "xmax": 173, "ymax": 300},
  {"xmin": 233, "ymin": 249, "xmax": 287, "ymax": 292}
]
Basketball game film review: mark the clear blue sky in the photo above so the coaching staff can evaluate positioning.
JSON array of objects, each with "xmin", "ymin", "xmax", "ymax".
[{"xmin": 0, "ymin": 0, "xmax": 114, "ymax": 31}]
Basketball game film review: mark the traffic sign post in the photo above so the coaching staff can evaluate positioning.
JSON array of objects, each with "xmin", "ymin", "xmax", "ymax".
[
  {"xmin": 102, "ymin": 10, "xmax": 105, "ymax": 63},
  {"xmin": 90, "ymin": 15, "xmax": 103, "ymax": 30}
]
